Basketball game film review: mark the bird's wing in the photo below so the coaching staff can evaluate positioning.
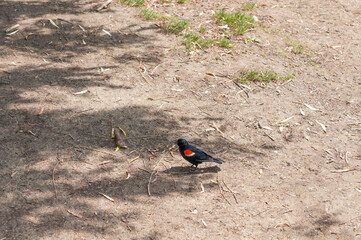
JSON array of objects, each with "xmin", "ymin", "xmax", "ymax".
[{"xmin": 188, "ymin": 145, "xmax": 212, "ymax": 160}]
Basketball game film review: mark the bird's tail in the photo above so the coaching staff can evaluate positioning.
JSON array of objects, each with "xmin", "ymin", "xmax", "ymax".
[{"xmin": 212, "ymin": 158, "xmax": 225, "ymax": 164}]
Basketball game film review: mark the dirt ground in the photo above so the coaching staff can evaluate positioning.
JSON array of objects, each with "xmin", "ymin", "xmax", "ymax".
[{"xmin": 1, "ymin": 0, "xmax": 360, "ymax": 239}]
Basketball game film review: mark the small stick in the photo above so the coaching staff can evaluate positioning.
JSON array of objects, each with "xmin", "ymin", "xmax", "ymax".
[
  {"xmin": 150, "ymin": 63, "xmax": 162, "ymax": 75},
  {"xmin": 213, "ymin": 122, "xmax": 225, "ymax": 137},
  {"xmin": 52, "ymin": 161, "xmax": 58, "ymax": 199},
  {"xmin": 148, "ymin": 158, "xmax": 163, "ymax": 196},
  {"xmin": 138, "ymin": 167, "xmax": 151, "ymax": 173},
  {"xmin": 97, "ymin": 0, "xmax": 112, "ymax": 11},
  {"xmin": 222, "ymin": 179, "xmax": 238, "ymax": 204},
  {"xmin": 147, "ymin": 171, "xmax": 156, "ymax": 196},
  {"xmin": 217, "ymin": 173, "xmax": 231, "ymax": 205},
  {"xmin": 330, "ymin": 169, "xmax": 354, "ymax": 173},
  {"xmin": 98, "ymin": 160, "xmax": 111, "ymax": 165},
  {"xmin": 129, "ymin": 155, "xmax": 140, "ymax": 163},
  {"xmin": 345, "ymin": 151, "xmax": 350, "ymax": 164},
  {"xmin": 98, "ymin": 192, "xmax": 114, "ymax": 202},
  {"xmin": 138, "ymin": 66, "xmax": 152, "ymax": 85},
  {"xmin": 67, "ymin": 209, "xmax": 83, "ymax": 219},
  {"xmin": 264, "ymin": 132, "xmax": 275, "ymax": 141}
]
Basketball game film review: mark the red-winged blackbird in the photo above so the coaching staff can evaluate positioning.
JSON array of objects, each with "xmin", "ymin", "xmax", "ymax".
[{"xmin": 177, "ymin": 138, "xmax": 225, "ymax": 167}]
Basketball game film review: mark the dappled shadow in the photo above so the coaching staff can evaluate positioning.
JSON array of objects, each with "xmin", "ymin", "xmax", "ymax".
[
  {"xmin": 0, "ymin": 0, "xmax": 162, "ymax": 63},
  {"xmin": 0, "ymin": 100, "xmax": 224, "ymax": 238},
  {"xmin": 292, "ymin": 213, "xmax": 340, "ymax": 238},
  {"xmin": 0, "ymin": 62, "xmax": 228, "ymax": 238},
  {"xmin": 0, "ymin": 1, "xmax": 253, "ymax": 238}
]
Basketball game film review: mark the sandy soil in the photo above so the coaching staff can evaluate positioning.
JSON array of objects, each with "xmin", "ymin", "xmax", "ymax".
[{"xmin": 1, "ymin": 0, "xmax": 360, "ymax": 239}]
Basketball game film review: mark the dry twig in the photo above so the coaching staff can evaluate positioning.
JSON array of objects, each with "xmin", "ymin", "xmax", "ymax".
[
  {"xmin": 222, "ymin": 179, "xmax": 238, "ymax": 203},
  {"xmin": 217, "ymin": 173, "xmax": 231, "ymax": 205},
  {"xmin": 97, "ymin": 0, "xmax": 112, "ymax": 11},
  {"xmin": 67, "ymin": 209, "xmax": 83, "ymax": 219},
  {"xmin": 148, "ymin": 158, "xmax": 163, "ymax": 196},
  {"xmin": 52, "ymin": 160, "xmax": 59, "ymax": 199},
  {"xmin": 98, "ymin": 192, "xmax": 115, "ymax": 202}
]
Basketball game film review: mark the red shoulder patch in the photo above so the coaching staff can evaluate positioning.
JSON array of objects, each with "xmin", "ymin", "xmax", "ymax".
[{"xmin": 184, "ymin": 149, "xmax": 195, "ymax": 156}]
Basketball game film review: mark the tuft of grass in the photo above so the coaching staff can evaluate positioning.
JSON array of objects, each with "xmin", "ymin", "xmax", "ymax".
[
  {"xmin": 199, "ymin": 26, "xmax": 206, "ymax": 33},
  {"xmin": 140, "ymin": 9, "xmax": 188, "ymax": 34},
  {"xmin": 310, "ymin": 61, "xmax": 316, "ymax": 66},
  {"xmin": 120, "ymin": 0, "xmax": 144, "ymax": 7},
  {"xmin": 280, "ymin": 72, "xmax": 294, "ymax": 81},
  {"xmin": 245, "ymin": 37, "xmax": 260, "ymax": 44},
  {"xmin": 177, "ymin": 0, "xmax": 187, "ymax": 3},
  {"xmin": 163, "ymin": 18, "xmax": 188, "ymax": 34},
  {"xmin": 241, "ymin": 2, "xmax": 256, "ymax": 11},
  {"xmin": 182, "ymin": 33, "xmax": 214, "ymax": 50},
  {"xmin": 288, "ymin": 41, "xmax": 305, "ymax": 54},
  {"xmin": 213, "ymin": 9, "xmax": 256, "ymax": 35},
  {"xmin": 280, "ymin": 51, "xmax": 287, "ymax": 57},
  {"xmin": 237, "ymin": 70, "xmax": 293, "ymax": 83},
  {"xmin": 139, "ymin": 9, "xmax": 167, "ymax": 20},
  {"xmin": 218, "ymin": 37, "xmax": 232, "ymax": 48}
]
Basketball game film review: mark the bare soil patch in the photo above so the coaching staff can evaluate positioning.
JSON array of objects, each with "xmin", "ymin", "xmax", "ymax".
[{"xmin": 1, "ymin": 0, "xmax": 360, "ymax": 239}]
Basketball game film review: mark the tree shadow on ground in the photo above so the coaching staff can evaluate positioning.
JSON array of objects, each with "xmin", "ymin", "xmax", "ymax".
[
  {"xmin": 0, "ymin": 61, "xmax": 231, "ymax": 238},
  {"xmin": 0, "ymin": 0, "xmax": 162, "ymax": 63},
  {"xmin": 0, "ymin": 99, "xmax": 226, "ymax": 238},
  {"xmin": 0, "ymin": 1, "xmax": 256, "ymax": 238}
]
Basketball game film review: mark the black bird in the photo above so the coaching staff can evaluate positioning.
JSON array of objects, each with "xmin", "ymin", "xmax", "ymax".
[{"xmin": 177, "ymin": 138, "xmax": 225, "ymax": 168}]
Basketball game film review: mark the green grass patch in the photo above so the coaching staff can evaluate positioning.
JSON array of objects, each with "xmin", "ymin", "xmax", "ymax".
[
  {"xmin": 199, "ymin": 26, "xmax": 206, "ymax": 33},
  {"xmin": 182, "ymin": 33, "xmax": 214, "ymax": 50},
  {"xmin": 163, "ymin": 18, "xmax": 188, "ymax": 34},
  {"xmin": 218, "ymin": 37, "xmax": 232, "ymax": 48},
  {"xmin": 288, "ymin": 41, "xmax": 305, "ymax": 54},
  {"xmin": 280, "ymin": 72, "xmax": 294, "ymax": 81},
  {"xmin": 182, "ymin": 33, "xmax": 235, "ymax": 50},
  {"xmin": 241, "ymin": 2, "xmax": 256, "ymax": 11},
  {"xmin": 213, "ymin": 9, "xmax": 256, "ymax": 35},
  {"xmin": 140, "ymin": 9, "xmax": 188, "ymax": 34},
  {"xmin": 139, "ymin": 9, "xmax": 168, "ymax": 20},
  {"xmin": 120, "ymin": 0, "xmax": 144, "ymax": 7},
  {"xmin": 237, "ymin": 70, "xmax": 293, "ymax": 83},
  {"xmin": 177, "ymin": 0, "xmax": 187, "ymax": 3}
]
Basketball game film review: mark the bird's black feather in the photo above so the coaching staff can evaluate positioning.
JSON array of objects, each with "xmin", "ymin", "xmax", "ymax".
[{"xmin": 177, "ymin": 138, "xmax": 225, "ymax": 167}]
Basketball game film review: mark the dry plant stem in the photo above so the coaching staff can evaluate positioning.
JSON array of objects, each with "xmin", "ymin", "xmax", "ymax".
[
  {"xmin": 97, "ymin": 0, "xmax": 112, "ymax": 11},
  {"xmin": 98, "ymin": 192, "xmax": 115, "ymax": 202},
  {"xmin": 52, "ymin": 160, "xmax": 59, "ymax": 199},
  {"xmin": 67, "ymin": 209, "xmax": 83, "ymax": 219},
  {"xmin": 217, "ymin": 173, "xmax": 232, "ymax": 205},
  {"xmin": 138, "ymin": 66, "xmax": 152, "ymax": 85},
  {"xmin": 148, "ymin": 158, "xmax": 163, "ymax": 196},
  {"xmin": 222, "ymin": 179, "xmax": 238, "ymax": 204}
]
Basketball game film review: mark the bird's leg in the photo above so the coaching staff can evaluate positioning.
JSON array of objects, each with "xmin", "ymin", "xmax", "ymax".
[{"xmin": 189, "ymin": 164, "xmax": 197, "ymax": 171}]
